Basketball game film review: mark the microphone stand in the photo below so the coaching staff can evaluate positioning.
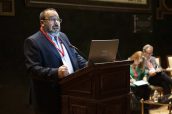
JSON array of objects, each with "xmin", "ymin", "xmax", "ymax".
[
  {"xmin": 69, "ymin": 45, "xmax": 88, "ymax": 60},
  {"xmin": 69, "ymin": 45, "xmax": 95, "ymax": 67}
]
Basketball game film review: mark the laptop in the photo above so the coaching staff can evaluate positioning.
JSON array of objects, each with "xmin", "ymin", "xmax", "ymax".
[{"xmin": 88, "ymin": 39, "xmax": 119, "ymax": 63}]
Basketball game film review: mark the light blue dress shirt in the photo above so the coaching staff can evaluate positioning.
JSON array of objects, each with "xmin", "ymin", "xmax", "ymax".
[{"xmin": 49, "ymin": 33, "xmax": 74, "ymax": 74}]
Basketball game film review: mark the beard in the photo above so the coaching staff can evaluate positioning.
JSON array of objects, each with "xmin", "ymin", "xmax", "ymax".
[
  {"xmin": 53, "ymin": 26, "xmax": 60, "ymax": 32},
  {"xmin": 43, "ymin": 24, "xmax": 61, "ymax": 34},
  {"xmin": 47, "ymin": 27, "xmax": 60, "ymax": 34}
]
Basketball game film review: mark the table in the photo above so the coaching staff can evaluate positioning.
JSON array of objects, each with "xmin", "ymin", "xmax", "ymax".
[{"xmin": 141, "ymin": 98, "xmax": 172, "ymax": 114}]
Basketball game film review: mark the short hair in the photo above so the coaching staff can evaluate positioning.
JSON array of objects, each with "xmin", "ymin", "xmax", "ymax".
[
  {"xmin": 39, "ymin": 8, "xmax": 57, "ymax": 20},
  {"xmin": 142, "ymin": 44, "xmax": 153, "ymax": 52}
]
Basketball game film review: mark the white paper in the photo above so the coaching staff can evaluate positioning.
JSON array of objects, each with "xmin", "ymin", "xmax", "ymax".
[{"xmin": 133, "ymin": 80, "xmax": 149, "ymax": 86}]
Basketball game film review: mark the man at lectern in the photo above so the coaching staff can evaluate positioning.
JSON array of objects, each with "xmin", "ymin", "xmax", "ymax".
[{"xmin": 24, "ymin": 8, "xmax": 87, "ymax": 114}]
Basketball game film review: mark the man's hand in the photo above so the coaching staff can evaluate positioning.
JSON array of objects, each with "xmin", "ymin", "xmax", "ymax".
[
  {"xmin": 58, "ymin": 65, "xmax": 69, "ymax": 79},
  {"xmin": 149, "ymin": 70, "xmax": 156, "ymax": 76},
  {"xmin": 156, "ymin": 68, "xmax": 162, "ymax": 73}
]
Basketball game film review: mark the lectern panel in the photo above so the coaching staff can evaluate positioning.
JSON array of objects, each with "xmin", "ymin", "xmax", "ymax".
[
  {"xmin": 100, "ymin": 71, "xmax": 128, "ymax": 91},
  {"xmin": 60, "ymin": 61, "xmax": 132, "ymax": 114},
  {"xmin": 98, "ymin": 65, "xmax": 130, "ymax": 98}
]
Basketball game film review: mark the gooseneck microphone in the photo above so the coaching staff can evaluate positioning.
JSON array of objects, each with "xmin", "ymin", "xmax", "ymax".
[
  {"xmin": 58, "ymin": 37, "xmax": 88, "ymax": 60},
  {"xmin": 69, "ymin": 45, "xmax": 88, "ymax": 60}
]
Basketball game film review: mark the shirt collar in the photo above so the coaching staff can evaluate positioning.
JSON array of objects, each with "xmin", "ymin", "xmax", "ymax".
[{"xmin": 48, "ymin": 32, "xmax": 60, "ymax": 40}]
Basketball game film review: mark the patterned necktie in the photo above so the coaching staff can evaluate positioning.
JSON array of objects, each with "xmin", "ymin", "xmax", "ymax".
[
  {"xmin": 147, "ymin": 60, "xmax": 153, "ymax": 69},
  {"xmin": 53, "ymin": 36, "xmax": 58, "ymax": 44}
]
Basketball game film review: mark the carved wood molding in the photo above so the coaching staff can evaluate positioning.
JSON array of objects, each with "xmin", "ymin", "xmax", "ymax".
[
  {"xmin": 0, "ymin": 0, "xmax": 15, "ymax": 16},
  {"xmin": 156, "ymin": 0, "xmax": 172, "ymax": 19}
]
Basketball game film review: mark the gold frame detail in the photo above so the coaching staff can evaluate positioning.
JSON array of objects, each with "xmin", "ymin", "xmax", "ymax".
[{"xmin": 25, "ymin": 0, "xmax": 151, "ymax": 13}]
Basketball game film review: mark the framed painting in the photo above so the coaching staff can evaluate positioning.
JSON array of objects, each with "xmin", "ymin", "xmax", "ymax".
[
  {"xmin": 133, "ymin": 14, "xmax": 152, "ymax": 33},
  {"xmin": 25, "ymin": 0, "xmax": 152, "ymax": 13},
  {"xmin": 0, "ymin": 0, "xmax": 15, "ymax": 16}
]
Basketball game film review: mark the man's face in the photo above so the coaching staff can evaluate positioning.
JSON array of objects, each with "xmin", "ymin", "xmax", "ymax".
[
  {"xmin": 41, "ymin": 10, "xmax": 61, "ymax": 33},
  {"xmin": 144, "ymin": 47, "xmax": 153, "ymax": 59}
]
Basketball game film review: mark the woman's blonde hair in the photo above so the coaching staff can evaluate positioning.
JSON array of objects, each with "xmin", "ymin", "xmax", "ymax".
[{"xmin": 128, "ymin": 51, "xmax": 145, "ymax": 70}]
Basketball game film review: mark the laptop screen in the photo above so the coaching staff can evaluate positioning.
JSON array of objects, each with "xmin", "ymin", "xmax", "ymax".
[{"xmin": 88, "ymin": 39, "xmax": 119, "ymax": 63}]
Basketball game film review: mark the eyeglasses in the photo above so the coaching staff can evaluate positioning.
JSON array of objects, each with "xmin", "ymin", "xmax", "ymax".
[
  {"xmin": 43, "ymin": 18, "xmax": 62, "ymax": 23},
  {"xmin": 145, "ymin": 52, "xmax": 153, "ymax": 56}
]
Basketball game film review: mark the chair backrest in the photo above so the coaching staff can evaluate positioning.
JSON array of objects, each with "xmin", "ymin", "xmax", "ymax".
[
  {"xmin": 155, "ymin": 56, "xmax": 161, "ymax": 66},
  {"xmin": 167, "ymin": 56, "xmax": 172, "ymax": 75}
]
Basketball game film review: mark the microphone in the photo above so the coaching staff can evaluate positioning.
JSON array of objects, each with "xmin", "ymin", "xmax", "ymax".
[
  {"xmin": 69, "ymin": 44, "xmax": 88, "ymax": 60},
  {"xmin": 58, "ymin": 37, "xmax": 88, "ymax": 60},
  {"xmin": 69, "ymin": 45, "xmax": 97, "ymax": 67}
]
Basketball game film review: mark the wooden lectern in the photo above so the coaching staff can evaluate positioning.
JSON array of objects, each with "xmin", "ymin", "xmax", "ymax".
[{"xmin": 59, "ymin": 60, "xmax": 131, "ymax": 114}]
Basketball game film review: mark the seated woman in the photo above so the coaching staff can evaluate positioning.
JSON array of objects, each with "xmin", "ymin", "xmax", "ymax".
[
  {"xmin": 129, "ymin": 51, "xmax": 151, "ymax": 114},
  {"xmin": 129, "ymin": 51, "xmax": 151, "ymax": 100}
]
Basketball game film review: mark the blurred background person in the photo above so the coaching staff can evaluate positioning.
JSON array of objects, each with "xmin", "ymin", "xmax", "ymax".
[
  {"xmin": 129, "ymin": 51, "xmax": 151, "ymax": 114},
  {"xmin": 143, "ymin": 44, "xmax": 172, "ymax": 95}
]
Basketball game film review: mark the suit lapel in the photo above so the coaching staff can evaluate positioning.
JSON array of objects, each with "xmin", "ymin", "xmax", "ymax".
[
  {"xmin": 59, "ymin": 33, "xmax": 77, "ymax": 70},
  {"xmin": 41, "ymin": 32, "xmax": 62, "ymax": 60}
]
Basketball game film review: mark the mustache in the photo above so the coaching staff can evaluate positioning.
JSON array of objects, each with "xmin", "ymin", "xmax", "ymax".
[{"xmin": 53, "ymin": 26, "xmax": 60, "ymax": 29}]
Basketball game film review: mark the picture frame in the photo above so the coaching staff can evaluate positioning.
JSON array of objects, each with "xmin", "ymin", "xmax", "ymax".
[
  {"xmin": 133, "ymin": 14, "xmax": 152, "ymax": 33},
  {"xmin": 156, "ymin": 0, "xmax": 172, "ymax": 19},
  {"xmin": 0, "ymin": 0, "xmax": 15, "ymax": 16},
  {"xmin": 25, "ymin": 0, "xmax": 152, "ymax": 13}
]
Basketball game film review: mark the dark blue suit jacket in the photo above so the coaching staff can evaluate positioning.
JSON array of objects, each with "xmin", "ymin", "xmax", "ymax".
[{"xmin": 24, "ymin": 31, "xmax": 87, "ymax": 114}]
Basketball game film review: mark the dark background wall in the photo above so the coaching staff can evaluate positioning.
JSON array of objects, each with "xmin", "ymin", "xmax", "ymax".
[{"xmin": 0, "ymin": 0, "xmax": 172, "ymax": 114}]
